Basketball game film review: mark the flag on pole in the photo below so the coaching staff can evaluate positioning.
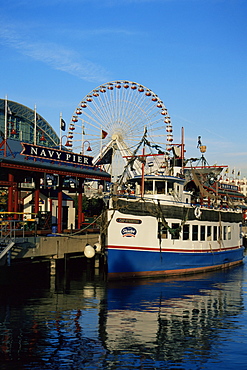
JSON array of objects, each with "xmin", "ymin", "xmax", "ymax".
[
  {"xmin": 60, "ymin": 118, "xmax": 66, "ymax": 131},
  {"xmin": 95, "ymin": 147, "xmax": 113, "ymax": 165},
  {"xmin": 7, "ymin": 105, "xmax": 12, "ymax": 115},
  {"xmin": 101, "ymin": 130, "xmax": 108, "ymax": 139}
]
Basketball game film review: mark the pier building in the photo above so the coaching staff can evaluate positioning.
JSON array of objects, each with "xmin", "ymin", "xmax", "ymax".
[{"xmin": 0, "ymin": 99, "xmax": 111, "ymax": 272}]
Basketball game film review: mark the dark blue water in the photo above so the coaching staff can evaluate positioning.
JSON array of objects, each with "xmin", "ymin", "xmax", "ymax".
[{"xmin": 0, "ymin": 256, "xmax": 247, "ymax": 370}]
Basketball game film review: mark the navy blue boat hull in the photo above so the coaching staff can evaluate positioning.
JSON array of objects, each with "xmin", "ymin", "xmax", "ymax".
[{"xmin": 106, "ymin": 246, "xmax": 245, "ymax": 279}]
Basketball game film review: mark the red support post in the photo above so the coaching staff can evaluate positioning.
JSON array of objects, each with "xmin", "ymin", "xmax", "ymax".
[
  {"xmin": 34, "ymin": 177, "xmax": 40, "ymax": 216},
  {"xmin": 8, "ymin": 173, "xmax": 14, "ymax": 216},
  {"xmin": 14, "ymin": 186, "xmax": 19, "ymax": 219},
  {"xmin": 57, "ymin": 190, "xmax": 63, "ymax": 233},
  {"xmin": 57, "ymin": 175, "xmax": 63, "ymax": 233},
  {"xmin": 77, "ymin": 178, "xmax": 83, "ymax": 229},
  {"xmin": 78, "ymin": 193, "xmax": 82, "ymax": 229}
]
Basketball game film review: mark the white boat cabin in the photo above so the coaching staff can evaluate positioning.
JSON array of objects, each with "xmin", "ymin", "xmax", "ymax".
[{"xmin": 127, "ymin": 175, "xmax": 192, "ymax": 204}]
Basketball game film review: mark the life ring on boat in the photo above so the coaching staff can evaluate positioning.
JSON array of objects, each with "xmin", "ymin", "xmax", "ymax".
[{"xmin": 194, "ymin": 206, "xmax": 202, "ymax": 219}]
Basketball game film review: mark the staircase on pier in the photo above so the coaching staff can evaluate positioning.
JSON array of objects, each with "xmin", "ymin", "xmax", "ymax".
[{"xmin": 0, "ymin": 219, "xmax": 28, "ymax": 264}]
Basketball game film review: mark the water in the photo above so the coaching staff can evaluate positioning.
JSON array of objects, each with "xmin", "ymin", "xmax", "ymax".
[{"xmin": 1, "ymin": 256, "xmax": 247, "ymax": 370}]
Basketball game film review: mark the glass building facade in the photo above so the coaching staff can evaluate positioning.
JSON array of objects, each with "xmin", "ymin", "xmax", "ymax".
[{"xmin": 0, "ymin": 99, "xmax": 60, "ymax": 147}]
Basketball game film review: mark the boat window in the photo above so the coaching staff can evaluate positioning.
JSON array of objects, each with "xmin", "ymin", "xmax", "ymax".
[
  {"xmin": 207, "ymin": 226, "xmax": 212, "ymax": 241},
  {"xmin": 135, "ymin": 182, "xmax": 141, "ymax": 195},
  {"xmin": 192, "ymin": 225, "xmax": 198, "ymax": 240},
  {"xmin": 200, "ymin": 225, "xmax": 206, "ymax": 241},
  {"xmin": 227, "ymin": 226, "xmax": 231, "ymax": 240},
  {"xmin": 182, "ymin": 224, "xmax": 190, "ymax": 240},
  {"xmin": 213, "ymin": 226, "xmax": 217, "ymax": 241},
  {"xmin": 223, "ymin": 226, "xmax": 227, "ymax": 240},
  {"xmin": 171, "ymin": 223, "xmax": 180, "ymax": 239},
  {"xmin": 155, "ymin": 181, "xmax": 165, "ymax": 194},
  {"xmin": 144, "ymin": 181, "xmax": 153, "ymax": 194},
  {"xmin": 167, "ymin": 181, "xmax": 173, "ymax": 194},
  {"xmin": 218, "ymin": 226, "xmax": 222, "ymax": 240},
  {"xmin": 158, "ymin": 222, "xmax": 167, "ymax": 239}
]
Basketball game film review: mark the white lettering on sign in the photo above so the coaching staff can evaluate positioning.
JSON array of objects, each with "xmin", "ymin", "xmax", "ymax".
[
  {"xmin": 40, "ymin": 149, "xmax": 47, "ymax": 157},
  {"xmin": 30, "ymin": 147, "xmax": 38, "ymax": 155},
  {"xmin": 21, "ymin": 143, "xmax": 93, "ymax": 166}
]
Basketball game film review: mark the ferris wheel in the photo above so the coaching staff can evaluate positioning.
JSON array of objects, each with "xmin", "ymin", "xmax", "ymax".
[{"xmin": 66, "ymin": 80, "xmax": 173, "ymax": 181}]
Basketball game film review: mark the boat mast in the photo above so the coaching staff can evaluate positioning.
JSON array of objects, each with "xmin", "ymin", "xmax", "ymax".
[
  {"xmin": 181, "ymin": 126, "xmax": 185, "ymax": 175},
  {"xmin": 141, "ymin": 147, "xmax": 145, "ymax": 197}
]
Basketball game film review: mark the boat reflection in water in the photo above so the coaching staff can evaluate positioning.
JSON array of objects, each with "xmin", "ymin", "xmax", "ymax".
[
  {"xmin": 0, "ymin": 262, "xmax": 246, "ymax": 369},
  {"xmin": 102, "ymin": 266, "xmax": 245, "ymax": 368}
]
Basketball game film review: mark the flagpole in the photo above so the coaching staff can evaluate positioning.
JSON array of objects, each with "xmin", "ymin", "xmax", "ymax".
[
  {"xmin": 4, "ymin": 95, "xmax": 8, "ymax": 157},
  {"xmin": 100, "ymin": 126, "xmax": 103, "ymax": 156},
  {"xmin": 59, "ymin": 114, "xmax": 66, "ymax": 149},
  {"xmin": 34, "ymin": 104, "xmax": 37, "ymax": 145},
  {"xmin": 60, "ymin": 112, "xmax": 62, "ymax": 150},
  {"xmin": 81, "ymin": 122, "xmax": 84, "ymax": 154}
]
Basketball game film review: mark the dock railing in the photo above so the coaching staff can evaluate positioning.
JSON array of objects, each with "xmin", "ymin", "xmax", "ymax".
[{"xmin": 0, "ymin": 219, "xmax": 26, "ymax": 245}]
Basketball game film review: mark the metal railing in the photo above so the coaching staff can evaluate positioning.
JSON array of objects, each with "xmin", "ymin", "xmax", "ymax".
[{"xmin": 0, "ymin": 219, "xmax": 25, "ymax": 245}]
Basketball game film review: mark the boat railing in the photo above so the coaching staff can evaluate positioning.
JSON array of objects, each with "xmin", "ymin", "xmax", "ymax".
[{"xmin": 113, "ymin": 193, "xmax": 242, "ymax": 212}]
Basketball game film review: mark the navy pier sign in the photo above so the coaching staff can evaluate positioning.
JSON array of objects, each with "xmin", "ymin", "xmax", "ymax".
[{"xmin": 21, "ymin": 143, "xmax": 93, "ymax": 166}]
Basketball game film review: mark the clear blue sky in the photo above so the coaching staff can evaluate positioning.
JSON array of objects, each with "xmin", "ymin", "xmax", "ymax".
[{"xmin": 1, "ymin": 0, "xmax": 246, "ymax": 176}]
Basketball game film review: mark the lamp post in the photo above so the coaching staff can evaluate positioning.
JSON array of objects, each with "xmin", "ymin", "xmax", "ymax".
[
  {"xmin": 39, "ymin": 130, "xmax": 46, "ymax": 143},
  {"xmin": 60, "ymin": 135, "xmax": 73, "ymax": 149},
  {"xmin": 60, "ymin": 135, "xmax": 68, "ymax": 150},
  {"xmin": 82, "ymin": 140, "xmax": 92, "ymax": 155}
]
